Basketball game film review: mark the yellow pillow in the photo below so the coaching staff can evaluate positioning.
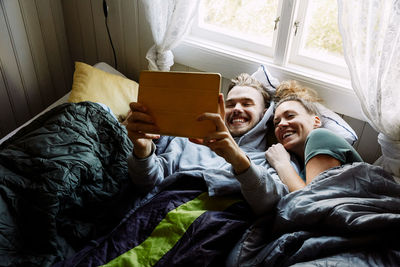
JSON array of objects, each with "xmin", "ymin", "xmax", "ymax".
[{"xmin": 68, "ymin": 62, "xmax": 138, "ymax": 121}]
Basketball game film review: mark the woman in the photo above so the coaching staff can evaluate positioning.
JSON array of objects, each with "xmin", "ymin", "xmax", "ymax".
[{"xmin": 266, "ymin": 85, "xmax": 363, "ymax": 192}]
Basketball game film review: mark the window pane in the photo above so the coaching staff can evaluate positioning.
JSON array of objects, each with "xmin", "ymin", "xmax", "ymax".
[
  {"xmin": 199, "ymin": 0, "xmax": 279, "ymax": 47},
  {"xmin": 300, "ymin": 0, "xmax": 344, "ymax": 63}
]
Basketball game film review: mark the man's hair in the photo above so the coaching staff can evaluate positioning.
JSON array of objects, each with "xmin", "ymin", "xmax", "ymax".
[
  {"xmin": 275, "ymin": 95, "xmax": 320, "ymax": 116},
  {"xmin": 228, "ymin": 73, "xmax": 271, "ymax": 108}
]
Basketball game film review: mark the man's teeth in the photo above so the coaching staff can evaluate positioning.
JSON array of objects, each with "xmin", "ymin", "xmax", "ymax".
[{"xmin": 232, "ymin": 118, "xmax": 245, "ymax": 123}]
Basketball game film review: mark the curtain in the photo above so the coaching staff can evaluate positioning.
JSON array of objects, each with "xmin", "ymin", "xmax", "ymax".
[
  {"xmin": 337, "ymin": 0, "xmax": 400, "ymax": 179},
  {"xmin": 142, "ymin": 0, "xmax": 199, "ymax": 71}
]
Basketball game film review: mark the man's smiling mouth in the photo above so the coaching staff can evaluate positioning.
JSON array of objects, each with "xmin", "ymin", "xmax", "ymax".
[{"xmin": 230, "ymin": 117, "xmax": 249, "ymax": 125}]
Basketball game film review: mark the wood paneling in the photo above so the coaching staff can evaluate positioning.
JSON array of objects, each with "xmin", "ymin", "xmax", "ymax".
[
  {"xmin": 0, "ymin": 0, "xmax": 72, "ymax": 139},
  {"xmin": 0, "ymin": 1, "xmax": 31, "ymax": 127},
  {"xmin": 61, "ymin": 0, "xmax": 141, "ymax": 80}
]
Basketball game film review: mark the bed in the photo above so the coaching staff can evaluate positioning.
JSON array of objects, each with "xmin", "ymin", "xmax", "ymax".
[{"xmin": 0, "ymin": 63, "xmax": 399, "ymax": 266}]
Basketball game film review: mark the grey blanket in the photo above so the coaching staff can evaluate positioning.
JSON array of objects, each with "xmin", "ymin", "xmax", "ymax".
[{"xmin": 228, "ymin": 162, "xmax": 400, "ymax": 267}]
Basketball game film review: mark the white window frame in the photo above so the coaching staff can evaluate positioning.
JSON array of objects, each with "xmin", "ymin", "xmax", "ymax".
[
  {"xmin": 289, "ymin": 0, "xmax": 349, "ymax": 78},
  {"xmin": 173, "ymin": 0, "xmax": 363, "ymax": 120},
  {"xmin": 191, "ymin": 1, "xmax": 277, "ymax": 58}
]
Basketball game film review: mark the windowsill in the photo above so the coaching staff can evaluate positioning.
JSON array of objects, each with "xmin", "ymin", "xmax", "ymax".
[{"xmin": 173, "ymin": 36, "xmax": 364, "ymax": 121}]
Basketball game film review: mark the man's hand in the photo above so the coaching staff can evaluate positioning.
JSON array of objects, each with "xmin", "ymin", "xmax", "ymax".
[
  {"xmin": 126, "ymin": 102, "xmax": 160, "ymax": 158},
  {"xmin": 189, "ymin": 94, "xmax": 250, "ymax": 174}
]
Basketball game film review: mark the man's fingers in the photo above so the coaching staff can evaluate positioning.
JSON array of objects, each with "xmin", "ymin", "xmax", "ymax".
[
  {"xmin": 128, "ymin": 111, "xmax": 155, "ymax": 124},
  {"xmin": 128, "ymin": 131, "xmax": 160, "ymax": 139},
  {"xmin": 218, "ymin": 93, "xmax": 226, "ymax": 120},
  {"xmin": 126, "ymin": 122, "xmax": 159, "ymax": 134},
  {"xmin": 129, "ymin": 102, "xmax": 147, "ymax": 113},
  {"xmin": 197, "ymin": 112, "xmax": 227, "ymax": 131},
  {"xmin": 188, "ymin": 138, "xmax": 203, "ymax": 144}
]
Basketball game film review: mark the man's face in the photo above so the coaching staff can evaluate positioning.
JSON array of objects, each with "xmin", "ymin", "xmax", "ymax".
[{"xmin": 225, "ymin": 86, "xmax": 266, "ymax": 137}]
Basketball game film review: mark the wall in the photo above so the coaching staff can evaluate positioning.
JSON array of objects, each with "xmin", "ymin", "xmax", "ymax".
[
  {"xmin": 0, "ymin": 0, "xmax": 72, "ymax": 138},
  {"xmin": 61, "ymin": 0, "xmax": 145, "ymax": 82}
]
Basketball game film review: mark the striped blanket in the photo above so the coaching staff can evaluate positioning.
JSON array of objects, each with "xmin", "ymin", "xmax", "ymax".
[{"xmin": 56, "ymin": 175, "xmax": 254, "ymax": 266}]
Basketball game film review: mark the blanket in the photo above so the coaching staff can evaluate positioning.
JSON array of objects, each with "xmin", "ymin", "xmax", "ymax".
[
  {"xmin": 0, "ymin": 102, "xmax": 133, "ymax": 266},
  {"xmin": 227, "ymin": 162, "xmax": 400, "ymax": 267},
  {"xmin": 55, "ymin": 175, "xmax": 254, "ymax": 266}
]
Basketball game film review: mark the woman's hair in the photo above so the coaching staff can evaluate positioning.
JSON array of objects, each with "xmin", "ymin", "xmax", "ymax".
[
  {"xmin": 274, "ymin": 80, "xmax": 321, "ymax": 115},
  {"xmin": 275, "ymin": 95, "xmax": 320, "ymax": 116},
  {"xmin": 228, "ymin": 73, "xmax": 271, "ymax": 108},
  {"xmin": 275, "ymin": 80, "xmax": 321, "ymax": 103}
]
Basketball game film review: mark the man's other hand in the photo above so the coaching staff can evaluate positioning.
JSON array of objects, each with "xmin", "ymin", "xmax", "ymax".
[{"xmin": 126, "ymin": 102, "xmax": 160, "ymax": 158}]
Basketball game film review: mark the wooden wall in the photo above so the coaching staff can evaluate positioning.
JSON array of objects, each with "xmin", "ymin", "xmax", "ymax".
[
  {"xmin": 0, "ymin": 0, "xmax": 72, "ymax": 138},
  {"xmin": 61, "ymin": 0, "xmax": 144, "ymax": 82}
]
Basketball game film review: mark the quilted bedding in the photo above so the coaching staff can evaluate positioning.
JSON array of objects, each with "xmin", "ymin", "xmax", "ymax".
[
  {"xmin": 0, "ymin": 102, "xmax": 253, "ymax": 266},
  {"xmin": 55, "ymin": 175, "xmax": 253, "ymax": 266},
  {"xmin": 0, "ymin": 102, "xmax": 133, "ymax": 266},
  {"xmin": 2, "ymin": 101, "xmax": 399, "ymax": 267},
  {"xmin": 227, "ymin": 162, "xmax": 400, "ymax": 267}
]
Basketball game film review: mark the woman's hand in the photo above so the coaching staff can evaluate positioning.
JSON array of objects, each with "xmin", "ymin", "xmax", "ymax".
[
  {"xmin": 265, "ymin": 143, "xmax": 291, "ymax": 169},
  {"xmin": 265, "ymin": 143, "xmax": 305, "ymax": 192}
]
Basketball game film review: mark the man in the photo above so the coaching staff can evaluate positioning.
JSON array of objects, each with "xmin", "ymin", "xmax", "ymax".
[{"xmin": 126, "ymin": 73, "xmax": 287, "ymax": 215}]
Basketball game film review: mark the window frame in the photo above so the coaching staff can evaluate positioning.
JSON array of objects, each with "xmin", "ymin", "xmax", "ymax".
[
  {"xmin": 288, "ymin": 0, "xmax": 349, "ymax": 78},
  {"xmin": 172, "ymin": 0, "xmax": 363, "ymax": 120}
]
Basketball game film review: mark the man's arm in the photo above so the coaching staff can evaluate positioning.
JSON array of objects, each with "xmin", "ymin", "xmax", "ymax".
[
  {"xmin": 191, "ymin": 95, "xmax": 288, "ymax": 215},
  {"xmin": 189, "ymin": 94, "xmax": 251, "ymax": 174},
  {"xmin": 126, "ymin": 102, "xmax": 160, "ymax": 158},
  {"xmin": 235, "ymin": 159, "xmax": 289, "ymax": 215},
  {"xmin": 126, "ymin": 102, "xmax": 181, "ymax": 188}
]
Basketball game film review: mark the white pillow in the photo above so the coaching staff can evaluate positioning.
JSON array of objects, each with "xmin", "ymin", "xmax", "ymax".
[{"xmin": 251, "ymin": 65, "xmax": 358, "ymax": 145}]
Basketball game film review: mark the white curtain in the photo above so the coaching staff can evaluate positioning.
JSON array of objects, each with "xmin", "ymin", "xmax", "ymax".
[
  {"xmin": 337, "ymin": 0, "xmax": 400, "ymax": 179},
  {"xmin": 142, "ymin": 0, "xmax": 199, "ymax": 71}
]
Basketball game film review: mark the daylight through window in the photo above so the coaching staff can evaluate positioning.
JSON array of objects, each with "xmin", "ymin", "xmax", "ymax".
[{"xmin": 192, "ymin": 0, "xmax": 348, "ymax": 78}]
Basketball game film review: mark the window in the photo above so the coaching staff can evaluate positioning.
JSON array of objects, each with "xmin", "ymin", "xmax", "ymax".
[
  {"xmin": 191, "ymin": 0, "xmax": 348, "ymax": 78},
  {"xmin": 192, "ymin": 0, "xmax": 280, "ymax": 57}
]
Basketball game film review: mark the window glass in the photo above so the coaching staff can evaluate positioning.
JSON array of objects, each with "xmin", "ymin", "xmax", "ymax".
[
  {"xmin": 298, "ymin": 0, "xmax": 344, "ymax": 64},
  {"xmin": 199, "ymin": 0, "xmax": 279, "ymax": 47}
]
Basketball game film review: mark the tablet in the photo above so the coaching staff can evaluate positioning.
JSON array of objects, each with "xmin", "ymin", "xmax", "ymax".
[{"xmin": 138, "ymin": 71, "xmax": 221, "ymax": 138}]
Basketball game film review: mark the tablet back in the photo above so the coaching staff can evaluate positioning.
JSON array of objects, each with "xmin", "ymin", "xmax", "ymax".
[{"xmin": 138, "ymin": 71, "xmax": 221, "ymax": 138}]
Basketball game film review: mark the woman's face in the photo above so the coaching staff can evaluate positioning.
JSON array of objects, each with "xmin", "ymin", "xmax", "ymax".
[{"xmin": 273, "ymin": 100, "xmax": 320, "ymax": 156}]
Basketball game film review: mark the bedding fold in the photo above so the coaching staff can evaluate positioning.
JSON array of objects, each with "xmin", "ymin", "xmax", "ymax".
[
  {"xmin": 227, "ymin": 162, "xmax": 400, "ymax": 267},
  {"xmin": 0, "ymin": 102, "xmax": 133, "ymax": 266}
]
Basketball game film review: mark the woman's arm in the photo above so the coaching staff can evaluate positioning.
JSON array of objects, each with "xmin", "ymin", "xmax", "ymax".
[
  {"xmin": 265, "ymin": 143, "xmax": 305, "ymax": 192},
  {"xmin": 305, "ymin": 154, "xmax": 340, "ymax": 184}
]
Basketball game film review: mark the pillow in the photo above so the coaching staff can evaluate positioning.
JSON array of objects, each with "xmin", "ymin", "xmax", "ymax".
[
  {"xmin": 251, "ymin": 65, "xmax": 358, "ymax": 145},
  {"xmin": 68, "ymin": 62, "xmax": 138, "ymax": 121}
]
